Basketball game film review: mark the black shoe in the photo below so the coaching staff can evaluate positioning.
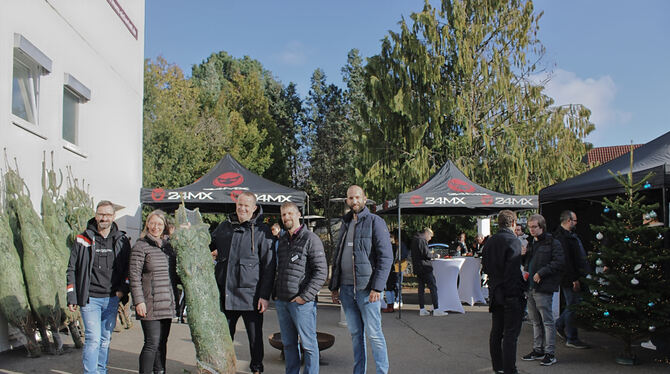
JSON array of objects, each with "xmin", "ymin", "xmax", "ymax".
[
  {"xmin": 556, "ymin": 329, "xmax": 566, "ymax": 341},
  {"xmin": 566, "ymin": 340, "xmax": 590, "ymax": 349},
  {"xmin": 522, "ymin": 349, "xmax": 544, "ymax": 360},
  {"xmin": 541, "ymin": 353, "xmax": 557, "ymax": 366}
]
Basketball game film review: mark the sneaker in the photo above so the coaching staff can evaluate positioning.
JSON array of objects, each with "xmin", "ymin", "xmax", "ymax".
[
  {"xmin": 419, "ymin": 308, "xmax": 431, "ymax": 316},
  {"xmin": 522, "ymin": 349, "xmax": 544, "ymax": 361},
  {"xmin": 565, "ymin": 340, "xmax": 590, "ymax": 349},
  {"xmin": 641, "ymin": 340, "xmax": 657, "ymax": 350},
  {"xmin": 540, "ymin": 354, "xmax": 557, "ymax": 366},
  {"xmin": 433, "ymin": 310, "xmax": 448, "ymax": 316},
  {"xmin": 556, "ymin": 329, "xmax": 566, "ymax": 341}
]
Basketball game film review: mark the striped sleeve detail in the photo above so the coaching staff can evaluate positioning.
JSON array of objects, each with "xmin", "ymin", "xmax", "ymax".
[
  {"xmin": 76, "ymin": 235, "xmax": 92, "ymax": 247},
  {"xmin": 67, "ymin": 284, "xmax": 74, "ymax": 293}
]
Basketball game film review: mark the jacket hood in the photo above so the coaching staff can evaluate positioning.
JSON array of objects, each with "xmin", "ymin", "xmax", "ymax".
[{"xmin": 230, "ymin": 204, "xmax": 264, "ymax": 226}]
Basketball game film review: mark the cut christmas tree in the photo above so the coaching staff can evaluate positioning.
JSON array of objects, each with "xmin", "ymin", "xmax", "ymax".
[{"xmin": 172, "ymin": 204, "xmax": 236, "ymax": 373}]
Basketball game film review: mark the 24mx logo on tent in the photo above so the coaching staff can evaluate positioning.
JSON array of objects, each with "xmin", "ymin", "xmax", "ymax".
[
  {"xmin": 151, "ymin": 188, "xmax": 166, "ymax": 201},
  {"xmin": 447, "ymin": 178, "xmax": 475, "ymax": 193},
  {"xmin": 213, "ymin": 172, "xmax": 244, "ymax": 187}
]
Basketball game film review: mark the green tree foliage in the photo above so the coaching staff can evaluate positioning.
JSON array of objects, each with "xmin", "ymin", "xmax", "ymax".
[
  {"xmin": 575, "ymin": 153, "xmax": 670, "ymax": 361},
  {"xmin": 358, "ymin": 0, "xmax": 594, "ymax": 200},
  {"xmin": 305, "ymin": 69, "xmax": 357, "ymax": 247},
  {"xmin": 191, "ymin": 52, "xmax": 300, "ymax": 184},
  {"xmin": 143, "ymin": 57, "xmax": 207, "ymax": 189},
  {"xmin": 144, "ymin": 56, "xmax": 275, "ymax": 191}
]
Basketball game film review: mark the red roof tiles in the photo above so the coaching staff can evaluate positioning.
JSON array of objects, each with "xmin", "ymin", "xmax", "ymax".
[{"xmin": 585, "ymin": 144, "xmax": 643, "ymax": 167}]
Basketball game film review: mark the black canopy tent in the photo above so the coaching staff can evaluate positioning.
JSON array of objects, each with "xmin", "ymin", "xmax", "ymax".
[
  {"xmin": 374, "ymin": 160, "xmax": 538, "ymax": 216},
  {"xmin": 374, "ymin": 160, "xmax": 538, "ymax": 317},
  {"xmin": 539, "ymin": 130, "xmax": 670, "ymax": 249},
  {"xmin": 140, "ymin": 154, "xmax": 307, "ymax": 213}
]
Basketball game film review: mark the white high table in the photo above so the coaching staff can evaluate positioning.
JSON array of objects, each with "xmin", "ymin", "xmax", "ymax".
[
  {"xmin": 432, "ymin": 258, "xmax": 465, "ymax": 313},
  {"xmin": 432, "ymin": 257, "xmax": 487, "ymax": 314},
  {"xmin": 457, "ymin": 257, "xmax": 487, "ymax": 306}
]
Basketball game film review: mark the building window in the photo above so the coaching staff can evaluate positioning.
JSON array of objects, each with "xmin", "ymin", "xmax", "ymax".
[
  {"xmin": 62, "ymin": 73, "xmax": 91, "ymax": 146},
  {"xmin": 62, "ymin": 87, "xmax": 79, "ymax": 144},
  {"xmin": 12, "ymin": 50, "xmax": 40, "ymax": 124},
  {"xmin": 11, "ymin": 34, "xmax": 52, "ymax": 131}
]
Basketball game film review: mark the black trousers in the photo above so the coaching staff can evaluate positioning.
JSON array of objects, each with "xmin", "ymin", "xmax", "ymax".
[
  {"xmin": 224, "ymin": 309, "xmax": 264, "ymax": 373},
  {"xmin": 489, "ymin": 297, "xmax": 523, "ymax": 374},
  {"xmin": 139, "ymin": 319, "xmax": 172, "ymax": 374},
  {"xmin": 417, "ymin": 271, "xmax": 439, "ymax": 309}
]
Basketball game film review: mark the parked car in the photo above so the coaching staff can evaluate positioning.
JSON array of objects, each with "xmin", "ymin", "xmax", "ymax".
[{"xmin": 428, "ymin": 243, "xmax": 450, "ymax": 258}]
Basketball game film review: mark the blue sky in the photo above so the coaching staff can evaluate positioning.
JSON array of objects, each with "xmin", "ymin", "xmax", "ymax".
[{"xmin": 144, "ymin": 0, "xmax": 669, "ymax": 147}]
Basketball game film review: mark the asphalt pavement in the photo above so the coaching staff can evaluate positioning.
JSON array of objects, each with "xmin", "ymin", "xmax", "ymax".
[{"xmin": 0, "ymin": 288, "xmax": 668, "ymax": 373}]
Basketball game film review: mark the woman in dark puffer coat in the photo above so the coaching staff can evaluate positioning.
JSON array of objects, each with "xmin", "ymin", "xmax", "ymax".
[{"xmin": 129, "ymin": 210, "xmax": 177, "ymax": 374}]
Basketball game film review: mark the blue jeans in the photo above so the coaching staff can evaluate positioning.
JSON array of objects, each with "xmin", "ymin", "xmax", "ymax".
[
  {"xmin": 527, "ymin": 290, "xmax": 556, "ymax": 355},
  {"xmin": 339, "ymin": 285, "xmax": 389, "ymax": 374},
  {"xmin": 556, "ymin": 286, "xmax": 581, "ymax": 343},
  {"xmin": 80, "ymin": 296, "xmax": 119, "ymax": 374},
  {"xmin": 275, "ymin": 299, "xmax": 319, "ymax": 374}
]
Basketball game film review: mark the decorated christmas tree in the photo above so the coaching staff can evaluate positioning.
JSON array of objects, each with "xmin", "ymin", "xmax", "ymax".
[{"xmin": 575, "ymin": 149, "xmax": 670, "ymax": 364}]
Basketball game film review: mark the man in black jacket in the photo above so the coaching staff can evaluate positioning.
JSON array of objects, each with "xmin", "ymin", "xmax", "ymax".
[
  {"xmin": 66, "ymin": 200, "xmax": 131, "ymax": 374},
  {"xmin": 211, "ymin": 191, "xmax": 276, "ymax": 374},
  {"xmin": 410, "ymin": 228, "xmax": 446, "ymax": 316},
  {"xmin": 521, "ymin": 214, "xmax": 565, "ymax": 367},
  {"xmin": 482, "ymin": 210, "xmax": 524, "ymax": 374},
  {"xmin": 274, "ymin": 202, "xmax": 327, "ymax": 374},
  {"xmin": 554, "ymin": 210, "xmax": 591, "ymax": 349}
]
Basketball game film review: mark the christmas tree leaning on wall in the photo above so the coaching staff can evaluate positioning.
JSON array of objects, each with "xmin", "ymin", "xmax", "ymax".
[{"xmin": 574, "ymin": 148, "xmax": 670, "ymax": 363}]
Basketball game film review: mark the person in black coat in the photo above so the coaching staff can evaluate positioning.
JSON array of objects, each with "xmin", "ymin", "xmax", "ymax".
[
  {"xmin": 482, "ymin": 210, "xmax": 524, "ymax": 374},
  {"xmin": 521, "ymin": 214, "xmax": 564, "ymax": 366},
  {"xmin": 273, "ymin": 202, "xmax": 327, "ymax": 374},
  {"xmin": 554, "ymin": 210, "xmax": 591, "ymax": 349},
  {"xmin": 210, "ymin": 191, "xmax": 276, "ymax": 374},
  {"xmin": 410, "ymin": 228, "xmax": 446, "ymax": 316}
]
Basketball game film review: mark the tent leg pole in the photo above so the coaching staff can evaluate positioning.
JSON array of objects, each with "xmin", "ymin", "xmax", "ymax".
[{"xmin": 397, "ymin": 207, "xmax": 402, "ymax": 320}]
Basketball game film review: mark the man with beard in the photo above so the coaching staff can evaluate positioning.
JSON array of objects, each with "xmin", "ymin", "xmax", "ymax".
[
  {"xmin": 273, "ymin": 202, "xmax": 327, "ymax": 374},
  {"xmin": 211, "ymin": 191, "xmax": 276, "ymax": 374},
  {"xmin": 554, "ymin": 210, "xmax": 590, "ymax": 349},
  {"xmin": 67, "ymin": 200, "xmax": 131, "ymax": 374},
  {"xmin": 329, "ymin": 185, "xmax": 393, "ymax": 374}
]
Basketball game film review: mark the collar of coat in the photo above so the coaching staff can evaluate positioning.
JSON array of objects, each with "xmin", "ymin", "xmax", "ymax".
[{"xmin": 342, "ymin": 205, "xmax": 370, "ymax": 223}]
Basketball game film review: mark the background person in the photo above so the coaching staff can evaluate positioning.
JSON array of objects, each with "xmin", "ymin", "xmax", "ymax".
[
  {"xmin": 210, "ymin": 191, "xmax": 276, "ymax": 374},
  {"xmin": 554, "ymin": 210, "xmax": 591, "ymax": 349},
  {"xmin": 66, "ymin": 200, "xmax": 131, "ymax": 374},
  {"xmin": 482, "ymin": 210, "xmax": 524, "ymax": 374},
  {"xmin": 129, "ymin": 210, "xmax": 178, "ymax": 374},
  {"xmin": 274, "ymin": 202, "xmax": 327, "ymax": 374},
  {"xmin": 521, "ymin": 214, "xmax": 564, "ymax": 367},
  {"xmin": 410, "ymin": 228, "xmax": 446, "ymax": 316}
]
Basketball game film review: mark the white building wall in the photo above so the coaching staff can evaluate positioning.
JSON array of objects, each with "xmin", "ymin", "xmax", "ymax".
[{"xmin": 0, "ymin": 0, "xmax": 145, "ymax": 351}]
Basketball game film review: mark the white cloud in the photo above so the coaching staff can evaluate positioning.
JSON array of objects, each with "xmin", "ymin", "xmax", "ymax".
[
  {"xmin": 276, "ymin": 41, "xmax": 308, "ymax": 66},
  {"xmin": 532, "ymin": 69, "xmax": 632, "ymax": 129}
]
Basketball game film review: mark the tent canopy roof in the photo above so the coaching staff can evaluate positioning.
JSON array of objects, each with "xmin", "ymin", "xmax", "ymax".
[
  {"xmin": 539, "ymin": 131, "xmax": 670, "ymax": 204},
  {"xmin": 141, "ymin": 154, "xmax": 306, "ymax": 213},
  {"xmin": 375, "ymin": 160, "xmax": 537, "ymax": 216}
]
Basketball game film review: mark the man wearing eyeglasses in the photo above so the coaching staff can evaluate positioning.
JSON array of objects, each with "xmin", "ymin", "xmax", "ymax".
[
  {"xmin": 521, "ymin": 214, "xmax": 564, "ymax": 367},
  {"xmin": 66, "ymin": 200, "xmax": 131, "ymax": 374},
  {"xmin": 554, "ymin": 211, "xmax": 591, "ymax": 349}
]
